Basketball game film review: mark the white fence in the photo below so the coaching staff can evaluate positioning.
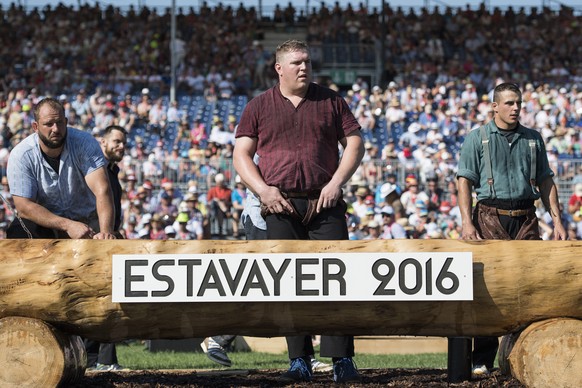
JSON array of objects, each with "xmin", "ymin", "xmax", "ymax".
[{"xmin": 124, "ymin": 157, "xmax": 582, "ymax": 204}]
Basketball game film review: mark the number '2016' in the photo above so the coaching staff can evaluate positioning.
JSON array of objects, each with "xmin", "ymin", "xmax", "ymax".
[{"xmin": 372, "ymin": 257, "xmax": 460, "ymax": 296}]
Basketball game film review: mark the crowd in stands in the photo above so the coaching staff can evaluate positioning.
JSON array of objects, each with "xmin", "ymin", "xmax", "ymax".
[
  {"xmin": 0, "ymin": 2, "xmax": 581, "ymax": 241},
  {"xmin": 2, "ymin": 2, "xmax": 582, "ymax": 97}
]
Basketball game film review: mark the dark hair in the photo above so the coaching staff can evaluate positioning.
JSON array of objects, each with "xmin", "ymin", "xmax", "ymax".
[
  {"xmin": 33, "ymin": 98, "xmax": 65, "ymax": 122},
  {"xmin": 493, "ymin": 83, "xmax": 521, "ymax": 103},
  {"xmin": 103, "ymin": 125, "xmax": 127, "ymax": 138}
]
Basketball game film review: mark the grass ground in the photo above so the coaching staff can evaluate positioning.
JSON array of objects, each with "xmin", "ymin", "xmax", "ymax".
[{"xmin": 116, "ymin": 342, "xmax": 449, "ymax": 370}]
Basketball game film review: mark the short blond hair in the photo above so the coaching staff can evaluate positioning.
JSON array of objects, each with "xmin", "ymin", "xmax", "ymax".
[{"xmin": 275, "ymin": 39, "xmax": 309, "ymax": 63}]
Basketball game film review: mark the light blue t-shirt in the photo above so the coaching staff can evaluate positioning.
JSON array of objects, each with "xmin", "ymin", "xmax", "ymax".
[
  {"xmin": 241, "ymin": 189, "xmax": 266, "ymax": 230},
  {"xmin": 240, "ymin": 153, "xmax": 266, "ymax": 230},
  {"xmin": 7, "ymin": 127, "xmax": 106, "ymax": 222}
]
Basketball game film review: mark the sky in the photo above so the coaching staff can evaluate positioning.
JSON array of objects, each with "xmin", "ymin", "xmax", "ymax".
[{"xmin": 9, "ymin": 0, "xmax": 582, "ymax": 15}]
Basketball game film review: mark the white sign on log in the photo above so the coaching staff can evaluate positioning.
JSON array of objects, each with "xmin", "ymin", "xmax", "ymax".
[{"xmin": 112, "ymin": 252, "xmax": 473, "ymax": 302}]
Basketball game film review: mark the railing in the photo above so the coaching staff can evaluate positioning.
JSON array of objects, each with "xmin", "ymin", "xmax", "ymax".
[
  {"xmin": 23, "ymin": 2, "xmax": 582, "ymax": 18},
  {"xmin": 122, "ymin": 157, "xmax": 582, "ymax": 205},
  {"xmin": 1, "ymin": 155, "xmax": 577, "ymax": 204},
  {"xmin": 311, "ymin": 43, "xmax": 377, "ymax": 68}
]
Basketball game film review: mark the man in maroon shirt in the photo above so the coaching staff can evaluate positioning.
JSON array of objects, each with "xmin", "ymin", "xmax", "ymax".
[{"xmin": 234, "ymin": 40, "xmax": 365, "ymax": 383}]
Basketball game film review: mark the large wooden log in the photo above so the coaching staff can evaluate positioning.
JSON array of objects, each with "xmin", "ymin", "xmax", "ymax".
[
  {"xmin": 500, "ymin": 318, "xmax": 582, "ymax": 388},
  {"xmin": 0, "ymin": 316, "xmax": 85, "ymax": 387},
  {"xmin": 0, "ymin": 239, "xmax": 580, "ymax": 341}
]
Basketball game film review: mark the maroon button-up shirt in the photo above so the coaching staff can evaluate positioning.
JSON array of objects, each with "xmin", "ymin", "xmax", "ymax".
[{"xmin": 235, "ymin": 83, "xmax": 361, "ymax": 192}]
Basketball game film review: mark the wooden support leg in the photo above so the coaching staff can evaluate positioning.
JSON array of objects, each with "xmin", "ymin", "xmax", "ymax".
[
  {"xmin": 498, "ymin": 318, "xmax": 582, "ymax": 388},
  {"xmin": 0, "ymin": 317, "xmax": 86, "ymax": 387}
]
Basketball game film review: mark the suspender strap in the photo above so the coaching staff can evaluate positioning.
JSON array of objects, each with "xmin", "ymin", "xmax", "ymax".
[
  {"xmin": 529, "ymin": 139, "xmax": 540, "ymax": 195},
  {"xmin": 480, "ymin": 126, "xmax": 496, "ymax": 199}
]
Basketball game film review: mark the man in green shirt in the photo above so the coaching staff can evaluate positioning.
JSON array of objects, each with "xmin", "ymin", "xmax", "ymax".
[{"xmin": 457, "ymin": 82, "xmax": 566, "ymax": 375}]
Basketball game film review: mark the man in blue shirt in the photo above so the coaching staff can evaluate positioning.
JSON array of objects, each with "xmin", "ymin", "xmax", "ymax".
[{"xmin": 7, "ymin": 97, "xmax": 115, "ymax": 239}]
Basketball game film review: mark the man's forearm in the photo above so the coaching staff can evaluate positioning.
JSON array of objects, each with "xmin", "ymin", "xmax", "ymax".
[
  {"xmin": 85, "ymin": 167, "xmax": 116, "ymax": 234},
  {"xmin": 457, "ymin": 177, "xmax": 475, "ymax": 225},
  {"xmin": 14, "ymin": 198, "xmax": 69, "ymax": 231},
  {"xmin": 328, "ymin": 134, "xmax": 365, "ymax": 189},
  {"xmin": 95, "ymin": 192, "xmax": 115, "ymax": 233},
  {"xmin": 233, "ymin": 139, "xmax": 268, "ymax": 198},
  {"xmin": 539, "ymin": 177, "xmax": 563, "ymax": 225}
]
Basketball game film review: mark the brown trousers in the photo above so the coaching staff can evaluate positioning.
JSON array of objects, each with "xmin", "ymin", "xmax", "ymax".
[{"xmin": 473, "ymin": 202, "xmax": 540, "ymax": 240}]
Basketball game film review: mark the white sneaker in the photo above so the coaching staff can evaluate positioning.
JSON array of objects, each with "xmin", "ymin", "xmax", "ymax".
[
  {"xmin": 92, "ymin": 363, "xmax": 128, "ymax": 371},
  {"xmin": 310, "ymin": 357, "xmax": 333, "ymax": 373},
  {"xmin": 472, "ymin": 365, "xmax": 490, "ymax": 376}
]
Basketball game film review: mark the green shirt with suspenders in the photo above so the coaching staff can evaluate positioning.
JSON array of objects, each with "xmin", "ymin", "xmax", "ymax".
[{"xmin": 457, "ymin": 120, "xmax": 554, "ymax": 202}]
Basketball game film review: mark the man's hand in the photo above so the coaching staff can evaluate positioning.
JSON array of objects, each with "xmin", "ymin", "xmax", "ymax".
[
  {"xmin": 259, "ymin": 186, "xmax": 294, "ymax": 215},
  {"xmin": 93, "ymin": 232, "xmax": 117, "ymax": 239},
  {"xmin": 460, "ymin": 222, "xmax": 482, "ymax": 240},
  {"xmin": 553, "ymin": 223, "xmax": 568, "ymax": 240},
  {"xmin": 215, "ymin": 199, "xmax": 229, "ymax": 213},
  {"xmin": 65, "ymin": 220, "xmax": 97, "ymax": 239},
  {"xmin": 317, "ymin": 183, "xmax": 343, "ymax": 213}
]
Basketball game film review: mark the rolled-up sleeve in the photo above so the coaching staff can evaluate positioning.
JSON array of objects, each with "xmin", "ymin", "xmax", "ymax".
[
  {"xmin": 7, "ymin": 142, "xmax": 37, "ymax": 200},
  {"xmin": 457, "ymin": 129, "xmax": 481, "ymax": 186}
]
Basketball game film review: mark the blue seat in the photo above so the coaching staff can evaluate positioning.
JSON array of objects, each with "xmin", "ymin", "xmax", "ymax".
[{"xmin": 179, "ymin": 95, "xmax": 192, "ymax": 106}]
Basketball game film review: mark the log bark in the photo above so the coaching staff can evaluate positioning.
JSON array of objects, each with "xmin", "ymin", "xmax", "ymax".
[
  {"xmin": 0, "ymin": 239, "xmax": 580, "ymax": 341},
  {"xmin": 0, "ymin": 316, "xmax": 86, "ymax": 387},
  {"xmin": 502, "ymin": 318, "xmax": 582, "ymax": 388},
  {"xmin": 498, "ymin": 332, "xmax": 519, "ymax": 376}
]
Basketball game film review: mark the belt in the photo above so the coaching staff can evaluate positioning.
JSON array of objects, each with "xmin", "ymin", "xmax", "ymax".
[
  {"xmin": 283, "ymin": 190, "xmax": 321, "ymax": 199},
  {"xmin": 496, "ymin": 208, "xmax": 530, "ymax": 217}
]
